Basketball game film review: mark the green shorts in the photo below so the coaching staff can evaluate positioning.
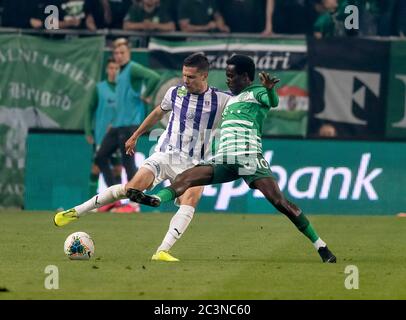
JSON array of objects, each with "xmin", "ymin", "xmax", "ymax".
[{"xmin": 203, "ymin": 153, "xmax": 274, "ymax": 188}]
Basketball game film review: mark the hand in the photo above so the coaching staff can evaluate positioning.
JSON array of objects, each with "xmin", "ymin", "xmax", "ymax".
[
  {"xmin": 86, "ymin": 135, "xmax": 94, "ymax": 145},
  {"xmin": 125, "ymin": 135, "xmax": 138, "ymax": 156},
  {"xmin": 141, "ymin": 96, "xmax": 152, "ymax": 105},
  {"xmin": 259, "ymin": 72, "xmax": 280, "ymax": 90},
  {"xmin": 143, "ymin": 20, "xmax": 154, "ymax": 30},
  {"xmin": 218, "ymin": 24, "xmax": 230, "ymax": 33},
  {"xmin": 30, "ymin": 18, "xmax": 43, "ymax": 29},
  {"xmin": 207, "ymin": 21, "xmax": 217, "ymax": 31}
]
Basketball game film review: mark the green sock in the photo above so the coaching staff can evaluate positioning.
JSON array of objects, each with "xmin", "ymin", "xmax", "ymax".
[
  {"xmin": 88, "ymin": 173, "xmax": 99, "ymax": 198},
  {"xmin": 155, "ymin": 187, "xmax": 176, "ymax": 203},
  {"xmin": 289, "ymin": 213, "xmax": 319, "ymax": 243},
  {"xmin": 302, "ymin": 223, "xmax": 320, "ymax": 243}
]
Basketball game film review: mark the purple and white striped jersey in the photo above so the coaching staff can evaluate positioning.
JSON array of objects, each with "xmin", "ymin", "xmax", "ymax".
[{"xmin": 156, "ymin": 85, "xmax": 232, "ymax": 161}]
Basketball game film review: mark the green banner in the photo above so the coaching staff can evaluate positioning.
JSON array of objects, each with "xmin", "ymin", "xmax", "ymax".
[
  {"xmin": 386, "ymin": 40, "xmax": 406, "ymax": 139},
  {"xmin": 135, "ymin": 137, "xmax": 406, "ymax": 215},
  {"xmin": 0, "ymin": 34, "xmax": 104, "ymax": 208},
  {"xmin": 148, "ymin": 38, "xmax": 308, "ymax": 136}
]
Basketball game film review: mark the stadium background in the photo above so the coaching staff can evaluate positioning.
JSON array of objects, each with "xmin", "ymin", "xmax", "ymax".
[
  {"xmin": 1, "ymin": 0, "xmax": 406, "ymax": 302},
  {"xmin": 0, "ymin": 1, "xmax": 406, "ymax": 215}
]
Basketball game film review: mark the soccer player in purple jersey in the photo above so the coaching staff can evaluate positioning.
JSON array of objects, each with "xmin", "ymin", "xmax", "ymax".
[
  {"xmin": 128, "ymin": 55, "xmax": 337, "ymax": 263},
  {"xmin": 54, "ymin": 53, "xmax": 231, "ymax": 262}
]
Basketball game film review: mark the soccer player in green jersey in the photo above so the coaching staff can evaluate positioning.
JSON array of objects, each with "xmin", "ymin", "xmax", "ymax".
[{"xmin": 127, "ymin": 54, "xmax": 336, "ymax": 263}]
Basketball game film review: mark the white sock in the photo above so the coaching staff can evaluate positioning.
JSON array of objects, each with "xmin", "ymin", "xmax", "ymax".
[
  {"xmin": 157, "ymin": 205, "xmax": 195, "ymax": 252},
  {"xmin": 313, "ymin": 238, "xmax": 327, "ymax": 250},
  {"xmin": 74, "ymin": 184, "xmax": 126, "ymax": 217}
]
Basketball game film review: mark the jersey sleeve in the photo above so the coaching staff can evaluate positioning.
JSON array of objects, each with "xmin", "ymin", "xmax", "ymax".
[
  {"xmin": 160, "ymin": 86, "xmax": 176, "ymax": 111},
  {"xmin": 313, "ymin": 13, "xmax": 330, "ymax": 35},
  {"xmin": 255, "ymin": 87, "xmax": 279, "ymax": 109},
  {"xmin": 124, "ymin": 5, "xmax": 143, "ymax": 23},
  {"xmin": 216, "ymin": 90, "xmax": 232, "ymax": 112},
  {"xmin": 130, "ymin": 63, "xmax": 160, "ymax": 98}
]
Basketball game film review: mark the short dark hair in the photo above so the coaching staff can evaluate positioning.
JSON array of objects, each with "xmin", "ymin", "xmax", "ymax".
[
  {"xmin": 226, "ymin": 54, "xmax": 255, "ymax": 81},
  {"xmin": 183, "ymin": 52, "xmax": 209, "ymax": 73},
  {"xmin": 106, "ymin": 57, "xmax": 116, "ymax": 65}
]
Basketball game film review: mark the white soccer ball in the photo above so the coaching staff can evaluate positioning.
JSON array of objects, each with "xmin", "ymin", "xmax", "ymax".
[{"xmin": 64, "ymin": 232, "xmax": 95, "ymax": 260}]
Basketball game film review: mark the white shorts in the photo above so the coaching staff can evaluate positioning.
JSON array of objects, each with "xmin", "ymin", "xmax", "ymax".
[{"xmin": 141, "ymin": 152, "xmax": 197, "ymax": 190}]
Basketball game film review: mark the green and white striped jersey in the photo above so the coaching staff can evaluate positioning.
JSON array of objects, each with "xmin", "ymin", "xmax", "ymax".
[{"xmin": 217, "ymin": 84, "xmax": 279, "ymax": 157}]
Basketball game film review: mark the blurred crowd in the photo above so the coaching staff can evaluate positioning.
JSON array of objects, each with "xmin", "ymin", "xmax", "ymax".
[{"xmin": 0, "ymin": 0, "xmax": 405, "ymax": 37}]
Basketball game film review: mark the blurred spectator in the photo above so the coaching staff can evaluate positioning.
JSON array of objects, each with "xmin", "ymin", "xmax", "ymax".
[
  {"xmin": 218, "ymin": 0, "xmax": 269, "ymax": 33},
  {"xmin": 313, "ymin": 0, "xmax": 349, "ymax": 39},
  {"xmin": 84, "ymin": 0, "xmax": 131, "ymax": 30},
  {"xmin": 273, "ymin": 0, "xmax": 316, "ymax": 35},
  {"xmin": 318, "ymin": 123, "xmax": 338, "ymax": 137},
  {"xmin": 60, "ymin": 0, "xmax": 86, "ymax": 28},
  {"xmin": 123, "ymin": 0, "xmax": 175, "ymax": 32},
  {"xmin": 1, "ymin": 0, "xmax": 38, "ymax": 28},
  {"xmin": 177, "ymin": 0, "xmax": 229, "ymax": 33},
  {"xmin": 351, "ymin": 0, "xmax": 397, "ymax": 36},
  {"xmin": 30, "ymin": 0, "xmax": 85, "ymax": 29}
]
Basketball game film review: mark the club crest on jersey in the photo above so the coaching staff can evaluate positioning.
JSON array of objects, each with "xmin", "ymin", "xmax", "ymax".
[
  {"xmin": 186, "ymin": 111, "xmax": 195, "ymax": 120},
  {"xmin": 177, "ymin": 86, "xmax": 187, "ymax": 98},
  {"xmin": 238, "ymin": 92, "xmax": 250, "ymax": 102}
]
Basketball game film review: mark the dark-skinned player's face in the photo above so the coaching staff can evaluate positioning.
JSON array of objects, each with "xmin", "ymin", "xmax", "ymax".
[{"xmin": 226, "ymin": 64, "xmax": 248, "ymax": 95}]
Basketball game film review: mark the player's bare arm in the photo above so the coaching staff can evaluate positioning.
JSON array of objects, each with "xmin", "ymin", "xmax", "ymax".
[{"xmin": 125, "ymin": 105, "xmax": 169, "ymax": 156}]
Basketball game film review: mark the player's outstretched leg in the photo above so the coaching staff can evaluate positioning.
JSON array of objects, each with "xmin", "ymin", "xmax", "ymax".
[
  {"xmin": 252, "ymin": 177, "xmax": 336, "ymax": 263},
  {"xmin": 54, "ymin": 184, "xmax": 127, "ymax": 227},
  {"xmin": 128, "ymin": 166, "xmax": 214, "ymax": 207},
  {"xmin": 54, "ymin": 168, "xmax": 156, "ymax": 227}
]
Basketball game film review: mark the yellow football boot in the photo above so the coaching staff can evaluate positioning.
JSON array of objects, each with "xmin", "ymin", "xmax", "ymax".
[
  {"xmin": 151, "ymin": 251, "xmax": 179, "ymax": 262},
  {"xmin": 53, "ymin": 208, "xmax": 78, "ymax": 227}
]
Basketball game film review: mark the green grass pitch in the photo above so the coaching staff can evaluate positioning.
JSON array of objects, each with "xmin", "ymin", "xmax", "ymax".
[{"xmin": 1, "ymin": 210, "xmax": 406, "ymax": 300}]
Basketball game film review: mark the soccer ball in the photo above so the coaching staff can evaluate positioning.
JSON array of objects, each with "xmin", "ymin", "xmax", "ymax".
[{"xmin": 64, "ymin": 232, "xmax": 95, "ymax": 260}]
